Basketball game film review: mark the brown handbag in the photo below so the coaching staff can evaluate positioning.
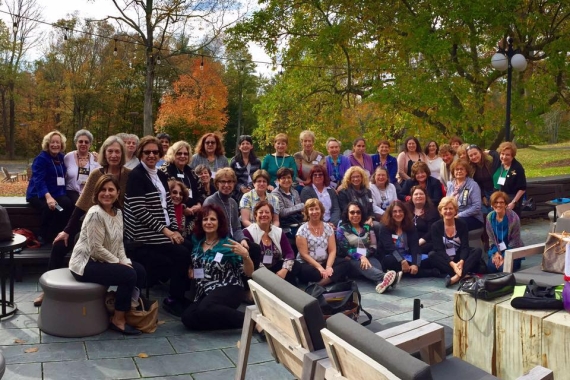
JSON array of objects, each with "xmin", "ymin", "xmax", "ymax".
[
  {"xmin": 105, "ymin": 291, "xmax": 159, "ymax": 333},
  {"xmin": 541, "ymin": 232, "xmax": 570, "ymax": 274}
]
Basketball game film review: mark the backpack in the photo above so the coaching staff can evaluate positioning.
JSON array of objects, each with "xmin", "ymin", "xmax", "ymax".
[
  {"xmin": 0, "ymin": 206, "xmax": 12, "ymax": 241},
  {"xmin": 12, "ymin": 228, "xmax": 41, "ymax": 249}
]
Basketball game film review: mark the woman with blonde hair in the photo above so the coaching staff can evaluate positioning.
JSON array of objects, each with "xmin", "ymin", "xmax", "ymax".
[
  {"xmin": 338, "ymin": 166, "xmax": 375, "ymax": 225},
  {"xmin": 294, "ymin": 130, "xmax": 325, "ymax": 186},
  {"xmin": 296, "ymin": 198, "xmax": 350, "ymax": 285},
  {"xmin": 428, "ymin": 196, "xmax": 482, "ymax": 287}
]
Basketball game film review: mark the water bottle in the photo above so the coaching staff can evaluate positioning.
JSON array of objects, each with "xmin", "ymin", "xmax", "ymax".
[{"xmin": 563, "ymin": 241, "xmax": 570, "ymax": 312}]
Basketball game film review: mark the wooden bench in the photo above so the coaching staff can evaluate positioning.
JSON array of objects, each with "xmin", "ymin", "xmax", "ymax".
[{"xmin": 0, "ymin": 197, "xmax": 53, "ymax": 280}]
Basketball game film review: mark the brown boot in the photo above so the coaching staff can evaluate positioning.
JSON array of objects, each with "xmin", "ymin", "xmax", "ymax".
[{"xmin": 33, "ymin": 293, "xmax": 44, "ymax": 307}]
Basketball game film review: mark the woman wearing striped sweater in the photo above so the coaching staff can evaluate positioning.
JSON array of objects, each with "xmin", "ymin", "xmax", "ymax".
[{"xmin": 124, "ymin": 136, "xmax": 191, "ymax": 317}]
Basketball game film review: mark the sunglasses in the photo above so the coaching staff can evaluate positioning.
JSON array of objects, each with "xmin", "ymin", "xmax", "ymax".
[
  {"xmin": 348, "ymin": 210, "xmax": 361, "ymax": 215},
  {"xmin": 142, "ymin": 150, "xmax": 159, "ymax": 156},
  {"xmin": 467, "ymin": 144, "xmax": 479, "ymax": 151},
  {"xmin": 205, "ymin": 141, "xmax": 216, "ymax": 145},
  {"xmin": 176, "ymin": 152, "xmax": 189, "ymax": 156}
]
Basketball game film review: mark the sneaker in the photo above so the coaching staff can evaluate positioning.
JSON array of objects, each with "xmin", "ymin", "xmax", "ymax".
[
  {"xmin": 162, "ymin": 298, "xmax": 186, "ymax": 318},
  {"xmin": 391, "ymin": 271, "xmax": 403, "ymax": 289},
  {"xmin": 376, "ymin": 270, "xmax": 397, "ymax": 294}
]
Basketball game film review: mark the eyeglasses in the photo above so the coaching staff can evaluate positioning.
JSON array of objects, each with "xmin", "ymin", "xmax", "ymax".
[
  {"xmin": 218, "ymin": 180, "xmax": 234, "ymax": 185},
  {"xmin": 77, "ymin": 140, "xmax": 90, "ymax": 144},
  {"xmin": 205, "ymin": 141, "xmax": 216, "ymax": 145},
  {"xmin": 142, "ymin": 150, "xmax": 159, "ymax": 156},
  {"xmin": 313, "ymin": 173, "xmax": 324, "ymax": 177},
  {"xmin": 348, "ymin": 210, "xmax": 361, "ymax": 215},
  {"xmin": 494, "ymin": 201, "xmax": 506, "ymax": 205},
  {"xmin": 176, "ymin": 152, "xmax": 189, "ymax": 156}
]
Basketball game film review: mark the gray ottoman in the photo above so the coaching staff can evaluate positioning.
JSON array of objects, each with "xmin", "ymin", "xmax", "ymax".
[
  {"xmin": 0, "ymin": 351, "xmax": 5, "ymax": 379},
  {"xmin": 38, "ymin": 268, "xmax": 109, "ymax": 337}
]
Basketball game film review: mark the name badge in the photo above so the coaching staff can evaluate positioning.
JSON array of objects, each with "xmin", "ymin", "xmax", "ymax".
[
  {"xmin": 57, "ymin": 177, "xmax": 65, "ymax": 186},
  {"xmin": 312, "ymin": 160, "xmax": 319, "ymax": 165},
  {"xmin": 214, "ymin": 252, "xmax": 223, "ymax": 262},
  {"xmin": 356, "ymin": 247, "xmax": 367, "ymax": 256},
  {"xmin": 446, "ymin": 247, "xmax": 456, "ymax": 257},
  {"xmin": 194, "ymin": 268, "xmax": 205, "ymax": 279},
  {"xmin": 235, "ymin": 162, "xmax": 242, "ymax": 169},
  {"xmin": 498, "ymin": 242, "xmax": 507, "ymax": 251},
  {"xmin": 211, "ymin": 171, "xmax": 217, "ymax": 179},
  {"xmin": 77, "ymin": 167, "xmax": 89, "ymax": 184},
  {"xmin": 497, "ymin": 176, "xmax": 506, "ymax": 185},
  {"xmin": 316, "ymin": 155, "xmax": 323, "ymax": 162},
  {"xmin": 177, "ymin": 173, "xmax": 185, "ymax": 179},
  {"xmin": 263, "ymin": 253, "xmax": 273, "ymax": 264},
  {"xmin": 391, "ymin": 234, "xmax": 399, "ymax": 240}
]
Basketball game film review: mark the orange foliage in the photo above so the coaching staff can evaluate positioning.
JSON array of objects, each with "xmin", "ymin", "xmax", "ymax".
[{"xmin": 155, "ymin": 57, "xmax": 228, "ymax": 141}]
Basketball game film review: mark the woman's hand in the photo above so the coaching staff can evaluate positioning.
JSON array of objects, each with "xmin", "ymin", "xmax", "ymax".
[
  {"xmin": 241, "ymin": 186, "xmax": 250, "ymax": 194},
  {"xmin": 240, "ymin": 239, "xmax": 249, "ymax": 250},
  {"xmin": 410, "ymin": 264, "xmax": 419, "ymax": 275},
  {"xmin": 45, "ymin": 195, "xmax": 56, "ymax": 211},
  {"xmin": 401, "ymin": 260, "xmax": 410, "ymax": 273},
  {"xmin": 492, "ymin": 253, "xmax": 504, "ymax": 269},
  {"xmin": 365, "ymin": 218, "xmax": 374, "ymax": 227},
  {"xmin": 53, "ymin": 231, "xmax": 69, "ymax": 246},
  {"xmin": 188, "ymin": 268, "xmax": 194, "ymax": 279},
  {"xmin": 418, "ymin": 238, "xmax": 426, "ymax": 246},
  {"xmin": 276, "ymin": 268, "xmax": 288, "ymax": 279},
  {"xmin": 360, "ymin": 256, "xmax": 371, "ymax": 270},
  {"xmin": 267, "ymin": 185, "xmax": 275, "ymax": 192},
  {"xmin": 325, "ymin": 266, "xmax": 334, "ymax": 277},
  {"xmin": 170, "ymin": 232, "xmax": 184, "ymax": 244},
  {"xmin": 223, "ymin": 239, "xmax": 249, "ymax": 257},
  {"xmin": 507, "ymin": 201, "xmax": 516, "ymax": 210}
]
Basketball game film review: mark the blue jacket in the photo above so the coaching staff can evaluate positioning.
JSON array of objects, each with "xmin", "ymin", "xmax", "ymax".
[
  {"xmin": 26, "ymin": 151, "xmax": 67, "ymax": 200},
  {"xmin": 371, "ymin": 154, "xmax": 398, "ymax": 184}
]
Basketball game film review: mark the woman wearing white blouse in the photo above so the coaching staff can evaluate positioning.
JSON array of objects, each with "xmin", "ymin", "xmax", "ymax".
[
  {"xmin": 64, "ymin": 129, "xmax": 100, "ymax": 204},
  {"xmin": 69, "ymin": 175, "xmax": 146, "ymax": 335}
]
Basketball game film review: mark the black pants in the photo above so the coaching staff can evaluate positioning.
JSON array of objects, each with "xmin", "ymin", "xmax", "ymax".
[
  {"xmin": 381, "ymin": 254, "xmax": 438, "ymax": 277},
  {"xmin": 132, "ymin": 243, "xmax": 191, "ymax": 300},
  {"xmin": 248, "ymin": 242, "xmax": 299, "ymax": 285},
  {"xmin": 297, "ymin": 257, "xmax": 350, "ymax": 284},
  {"xmin": 181, "ymin": 285, "xmax": 244, "ymax": 330},
  {"xmin": 428, "ymin": 247, "xmax": 482, "ymax": 277},
  {"xmin": 29, "ymin": 195, "xmax": 73, "ymax": 242},
  {"xmin": 458, "ymin": 216, "xmax": 484, "ymax": 231},
  {"xmin": 72, "ymin": 261, "xmax": 146, "ymax": 312}
]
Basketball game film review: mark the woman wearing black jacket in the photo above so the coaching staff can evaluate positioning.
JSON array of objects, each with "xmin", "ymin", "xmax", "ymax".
[
  {"xmin": 406, "ymin": 186, "xmax": 440, "ymax": 254},
  {"xmin": 491, "ymin": 142, "xmax": 526, "ymax": 217},
  {"xmin": 428, "ymin": 196, "xmax": 482, "ymax": 287}
]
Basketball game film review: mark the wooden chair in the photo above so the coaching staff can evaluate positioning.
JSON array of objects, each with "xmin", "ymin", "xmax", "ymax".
[
  {"xmin": 235, "ymin": 267, "xmax": 327, "ymax": 380},
  {"xmin": 504, "ymin": 217, "xmax": 570, "ymax": 286},
  {"xmin": 1, "ymin": 167, "xmax": 17, "ymax": 183},
  {"xmin": 318, "ymin": 313, "xmax": 553, "ymax": 380}
]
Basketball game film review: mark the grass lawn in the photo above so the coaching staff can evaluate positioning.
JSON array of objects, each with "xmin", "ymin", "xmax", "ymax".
[{"xmin": 0, "ymin": 143, "xmax": 568, "ymax": 196}]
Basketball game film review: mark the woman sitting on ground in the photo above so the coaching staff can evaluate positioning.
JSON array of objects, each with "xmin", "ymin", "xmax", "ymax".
[
  {"xmin": 239, "ymin": 169, "xmax": 281, "ymax": 227},
  {"xmin": 407, "ymin": 186, "xmax": 440, "ymax": 255},
  {"xmin": 335, "ymin": 202, "xmax": 397, "ymax": 294},
  {"xmin": 446, "ymin": 159, "xmax": 484, "ymax": 230},
  {"xmin": 380, "ymin": 200, "xmax": 439, "ymax": 279},
  {"xmin": 399, "ymin": 161, "xmax": 443, "ymax": 206},
  {"xmin": 486, "ymin": 191, "xmax": 524, "ymax": 273},
  {"xmin": 300, "ymin": 165, "xmax": 341, "ymax": 228},
  {"xmin": 69, "ymin": 175, "xmax": 146, "ymax": 335},
  {"xmin": 181, "ymin": 204, "xmax": 254, "ymax": 330},
  {"xmin": 244, "ymin": 201, "xmax": 299, "ymax": 284},
  {"xmin": 429, "ymin": 196, "xmax": 482, "ymax": 287},
  {"xmin": 296, "ymin": 198, "xmax": 350, "ymax": 285},
  {"xmin": 370, "ymin": 166, "xmax": 398, "ymax": 218}
]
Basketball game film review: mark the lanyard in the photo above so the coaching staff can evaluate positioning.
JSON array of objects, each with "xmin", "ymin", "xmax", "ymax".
[
  {"xmin": 52, "ymin": 158, "xmax": 63, "ymax": 178},
  {"xmin": 216, "ymin": 192, "xmax": 233, "ymax": 235}
]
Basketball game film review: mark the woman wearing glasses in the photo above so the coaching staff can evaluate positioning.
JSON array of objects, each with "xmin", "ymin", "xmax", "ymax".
[
  {"xmin": 124, "ymin": 136, "xmax": 192, "ymax": 317},
  {"xmin": 190, "ymin": 133, "xmax": 229, "ymax": 177},
  {"xmin": 486, "ymin": 191, "xmax": 524, "ymax": 273},
  {"xmin": 160, "ymin": 141, "xmax": 204, "ymax": 218},
  {"xmin": 446, "ymin": 159, "xmax": 483, "ymax": 231},
  {"xmin": 64, "ymin": 129, "xmax": 100, "ymax": 204}
]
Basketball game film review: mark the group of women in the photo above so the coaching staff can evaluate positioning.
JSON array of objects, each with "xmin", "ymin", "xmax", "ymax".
[{"xmin": 25, "ymin": 128, "xmax": 527, "ymax": 334}]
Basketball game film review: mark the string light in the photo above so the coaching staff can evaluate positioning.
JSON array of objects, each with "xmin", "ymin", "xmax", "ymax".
[
  {"xmin": 200, "ymin": 55, "xmax": 204, "ymax": 70},
  {"xmin": 12, "ymin": 22, "xmax": 18, "ymax": 34},
  {"xmin": 113, "ymin": 38, "xmax": 117, "ymax": 56}
]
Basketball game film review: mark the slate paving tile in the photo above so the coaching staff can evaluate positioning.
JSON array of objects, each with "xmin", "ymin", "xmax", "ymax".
[
  {"xmin": 41, "ymin": 329, "xmax": 125, "ymax": 343},
  {"xmin": 377, "ymin": 307, "xmax": 447, "ymax": 325},
  {"xmin": 1, "ymin": 341, "xmax": 86, "ymax": 364},
  {"xmin": 436, "ymin": 316, "xmax": 454, "ymax": 329},
  {"xmin": 0, "ymin": 328, "xmax": 40, "ymax": 345},
  {"xmin": 43, "ymin": 358, "xmax": 140, "ymax": 380},
  {"xmin": 13, "ymin": 302, "xmax": 38, "ymax": 315},
  {"xmin": 131, "ymin": 376, "xmax": 192, "ymax": 380},
  {"xmin": 135, "ymin": 350, "xmax": 234, "ymax": 377},
  {"xmin": 86, "ymin": 337, "xmax": 174, "ymax": 359},
  {"xmin": 0, "ymin": 314, "xmax": 38, "ymax": 330},
  {"xmin": 192, "ymin": 361, "xmax": 294, "ymax": 380},
  {"xmin": 124, "ymin": 321, "xmax": 191, "ymax": 340},
  {"xmin": 223, "ymin": 342, "xmax": 271, "ymax": 365},
  {"xmin": 3, "ymin": 362, "xmax": 42, "ymax": 379},
  {"xmin": 168, "ymin": 330, "xmax": 242, "ymax": 353}
]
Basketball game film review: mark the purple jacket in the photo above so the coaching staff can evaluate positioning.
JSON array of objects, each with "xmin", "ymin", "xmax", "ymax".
[
  {"xmin": 348, "ymin": 153, "xmax": 374, "ymax": 175},
  {"xmin": 325, "ymin": 155, "xmax": 351, "ymax": 184}
]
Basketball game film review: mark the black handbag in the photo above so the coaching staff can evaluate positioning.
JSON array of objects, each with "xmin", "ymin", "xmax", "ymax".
[
  {"xmin": 511, "ymin": 280, "xmax": 563, "ymax": 310},
  {"xmin": 456, "ymin": 273, "xmax": 516, "ymax": 321},
  {"xmin": 305, "ymin": 281, "xmax": 372, "ymax": 326}
]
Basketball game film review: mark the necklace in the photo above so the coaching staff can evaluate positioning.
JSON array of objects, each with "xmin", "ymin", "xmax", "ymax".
[
  {"xmin": 203, "ymin": 238, "xmax": 218, "ymax": 249},
  {"xmin": 274, "ymin": 154, "xmax": 286, "ymax": 169},
  {"xmin": 309, "ymin": 223, "xmax": 323, "ymax": 236}
]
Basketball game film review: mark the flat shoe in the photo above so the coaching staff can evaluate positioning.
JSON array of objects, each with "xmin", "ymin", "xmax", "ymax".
[
  {"xmin": 33, "ymin": 293, "xmax": 44, "ymax": 307},
  {"xmin": 444, "ymin": 275, "xmax": 452, "ymax": 288},
  {"xmin": 109, "ymin": 322, "xmax": 142, "ymax": 335}
]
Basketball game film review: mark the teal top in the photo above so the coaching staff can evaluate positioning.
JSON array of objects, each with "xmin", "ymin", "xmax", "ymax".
[{"xmin": 261, "ymin": 154, "xmax": 298, "ymax": 186}]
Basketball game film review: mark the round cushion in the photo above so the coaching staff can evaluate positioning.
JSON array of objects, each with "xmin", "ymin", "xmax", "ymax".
[{"xmin": 40, "ymin": 268, "xmax": 107, "ymax": 300}]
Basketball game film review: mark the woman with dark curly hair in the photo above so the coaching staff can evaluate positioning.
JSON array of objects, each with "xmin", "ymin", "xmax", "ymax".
[
  {"xmin": 397, "ymin": 137, "xmax": 427, "ymax": 182},
  {"xmin": 181, "ymin": 204, "xmax": 254, "ymax": 330},
  {"xmin": 380, "ymin": 200, "xmax": 439, "ymax": 279},
  {"xmin": 407, "ymin": 186, "xmax": 440, "ymax": 255},
  {"xmin": 300, "ymin": 165, "xmax": 341, "ymax": 227},
  {"xmin": 399, "ymin": 161, "xmax": 443, "ymax": 205},
  {"xmin": 190, "ymin": 133, "xmax": 229, "ymax": 176},
  {"xmin": 230, "ymin": 135, "xmax": 261, "ymax": 202}
]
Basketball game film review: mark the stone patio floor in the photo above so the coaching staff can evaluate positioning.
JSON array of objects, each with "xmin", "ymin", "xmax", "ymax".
[{"xmin": 0, "ymin": 218, "xmax": 551, "ymax": 379}]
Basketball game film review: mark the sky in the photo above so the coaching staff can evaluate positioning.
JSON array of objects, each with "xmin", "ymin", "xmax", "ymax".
[{"xmin": 0, "ymin": 0, "xmax": 271, "ymax": 74}]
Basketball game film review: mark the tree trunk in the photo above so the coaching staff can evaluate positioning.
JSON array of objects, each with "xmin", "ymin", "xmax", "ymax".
[
  {"xmin": 143, "ymin": 56, "xmax": 154, "ymax": 136},
  {"xmin": 8, "ymin": 81, "xmax": 15, "ymax": 159}
]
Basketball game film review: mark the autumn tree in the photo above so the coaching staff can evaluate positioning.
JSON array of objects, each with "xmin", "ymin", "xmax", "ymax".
[{"xmin": 155, "ymin": 56, "xmax": 228, "ymax": 141}]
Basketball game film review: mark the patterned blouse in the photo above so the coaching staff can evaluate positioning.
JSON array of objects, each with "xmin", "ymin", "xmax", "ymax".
[
  {"xmin": 296, "ymin": 222, "xmax": 334, "ymax": 264},
  {"xmin": 191, "ymin": 236, "xmax": 245, "ymax": 301},
  {"xmin": 335, "ymin": 223, "xmax": 376, "ymax": 260},
  {"xmin": 239, "ymin": 190, "xmax": 281, "ymax": 223}
]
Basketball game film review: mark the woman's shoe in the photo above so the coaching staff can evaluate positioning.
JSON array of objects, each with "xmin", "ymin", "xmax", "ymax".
[
  {"xmin": 33, "ymin": 293, "xmax": 44, "ymax": 307},
  {"xmin": 444, "ymin": 275, "xmax": 452, "ymax": 288},
  {"xmin": 109, "ymin": 321, "xmax": 142, "ymax": 335}
]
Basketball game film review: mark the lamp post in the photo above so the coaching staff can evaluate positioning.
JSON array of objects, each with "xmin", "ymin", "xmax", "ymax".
[{"xmin": 491, "ymin": 37, "xmax": 527, "ymax": 142}]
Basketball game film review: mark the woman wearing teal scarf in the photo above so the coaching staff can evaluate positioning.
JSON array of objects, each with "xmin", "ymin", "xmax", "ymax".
[{"xmin": 181, "ymin": 204, "xmax": 254, "ymax": 330}]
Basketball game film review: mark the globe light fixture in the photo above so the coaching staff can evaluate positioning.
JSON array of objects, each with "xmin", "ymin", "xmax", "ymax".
[{"xmin": 490, "ymin": 37, "xmax": 527, "ymax": 141}]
